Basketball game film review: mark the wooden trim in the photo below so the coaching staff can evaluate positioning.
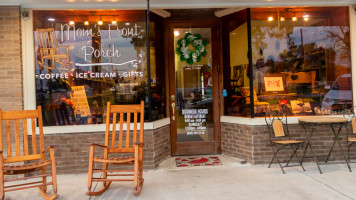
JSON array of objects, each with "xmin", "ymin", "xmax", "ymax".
[
  {"xmin": 31, "ymin": 118, "xmax": 37, "ymax": 155},
  {"xmin": 5, "ymin": 120, "xmax": 11, "ymax": 158},
  {"xmin": 14, "ymin": 119, "xmax": 20, "ymax": 157},
  {"xmin": 108, "ymin": 148, "xmax": 135, "ymax": 153},
  {"xmin": 112, "ymin": 113, "xmax": 117, "ymax": 149},
  {"xmin": 23, "ymin": 119, "xmax": 29, "ymax": 156},
  {"xmin": 110, "ymin": 106, "xmax": 141, "ymax": 113},
  {"xmin": 2, "ymin": 110, "xmax": 39, "ymax": 120}
]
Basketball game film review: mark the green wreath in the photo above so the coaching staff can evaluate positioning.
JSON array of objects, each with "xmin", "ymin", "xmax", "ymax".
[{"xmin": 176, "ymin": 33, "xmax": 207, "ymax": 65}]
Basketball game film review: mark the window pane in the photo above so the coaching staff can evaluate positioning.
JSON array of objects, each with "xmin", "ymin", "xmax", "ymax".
[
  {"xmin": 222, "ymin": 9, "xmax": 250, "ymax": 117},
  {"xmin": 250, "ymin": 7, "xmax": 351, "ymax": 116},
  {"xmin": 33, "ymin": 10, "xmax": 148, "ymax": 126}
]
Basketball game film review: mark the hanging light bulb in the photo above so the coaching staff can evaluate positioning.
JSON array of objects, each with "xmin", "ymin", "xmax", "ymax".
[
  {"xmin": 98, "ymin": 16, "xmax": 103, "ymax": 25},
  {"xmin": 303, "ymin": 15, "xmax": 309, "ymax": 21},
  {"xmin": 69, "ymin": 20, "xmax": 75, "ymax": 25},
  {"xmin": 84, "ymin": 21, "xmax": 89, "ymax": 25},
  {"xmin": 292, "ymin": 13, "xmax": 297, "ymax": 22},
  {"xmin": 268, "ymin": 16, "xmax": 274, "ymax": 22},
  {"xmin": 112, "ymin": 16, "xmax": 117, "ymax": 25},
  {"xmin": 280, "ymin": 16, "xmax": 285, "ymax": 21}
]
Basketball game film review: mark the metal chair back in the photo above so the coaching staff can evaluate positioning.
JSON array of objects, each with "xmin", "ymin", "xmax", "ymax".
[{"xmin": 265, "ymin": 110, "xmax": 290, "ymax": 141}]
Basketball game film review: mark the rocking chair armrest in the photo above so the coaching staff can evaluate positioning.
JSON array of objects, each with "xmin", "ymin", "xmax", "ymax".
[
  {"xmin": 90, "ymin": 143, "xmax": 108, "ymax": 149},
  {"xmin": 41, "ymin": 145, "xmax": 55, "ymax": 153},
  {"xmin": 134, "ymin": 142, "xmax": 144, "ymax": 147}
]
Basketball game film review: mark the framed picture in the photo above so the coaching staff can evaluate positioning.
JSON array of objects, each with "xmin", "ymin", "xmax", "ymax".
[{"xmin": 263, "ymin": 73, "xmax": 287, "ymax": 94}]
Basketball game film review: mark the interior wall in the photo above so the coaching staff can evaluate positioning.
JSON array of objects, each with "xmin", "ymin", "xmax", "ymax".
[{"xmin": 229, "ymin": 22, "xmax": 249, "ymax": 86}]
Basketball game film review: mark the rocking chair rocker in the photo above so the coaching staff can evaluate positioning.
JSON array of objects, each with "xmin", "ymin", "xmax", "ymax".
[{"xmin": 87, "ymin": 101, "xmax": 144, "ymax": 196}]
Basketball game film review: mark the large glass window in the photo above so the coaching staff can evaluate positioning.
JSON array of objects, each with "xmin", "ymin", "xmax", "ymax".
[
  {"xmin": 251, "ymin": 7, "xmax": 351, "ymax": 117},
  {"xmin": 223, "ymin": 7, "xmax": 352, "ymax": 117},
  {"xmin": 33, "ymin": 10, "xmax": 165, "ymax": 126}
]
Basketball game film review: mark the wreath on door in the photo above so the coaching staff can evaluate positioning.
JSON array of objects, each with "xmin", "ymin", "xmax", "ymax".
[{"xmin": 176, "ymin": 33, "xmax": 207, "ymax": 65}]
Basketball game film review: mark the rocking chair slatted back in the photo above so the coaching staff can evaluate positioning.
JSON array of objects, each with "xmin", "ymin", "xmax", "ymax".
[
  {"xmin": 36, "ymin": 28, "xmax": 58, "ymax": 57},
  {"xmin": 105, "ymin": 101, "xmax": 144, "ymax": 154},
  {"xmin": 0, "ymin": 106, "xmax": 44, "ymax": 163}
]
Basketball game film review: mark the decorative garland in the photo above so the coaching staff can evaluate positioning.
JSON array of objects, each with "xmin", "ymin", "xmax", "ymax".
[{"xmin": 176, "ymin": 33, "xmax": 208, "ymax": 65}]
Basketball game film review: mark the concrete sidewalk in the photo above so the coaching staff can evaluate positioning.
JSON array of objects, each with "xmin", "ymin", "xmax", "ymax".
[{"xmin": 5, "ymin": 155, "xmax": 356, "ymax": 200}]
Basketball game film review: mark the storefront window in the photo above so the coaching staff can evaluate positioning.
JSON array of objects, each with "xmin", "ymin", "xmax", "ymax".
[
  {"xmin": 224, "ymin": 7, "xmax": 351, "ymax": 117},
  {"xmin": 33, "ymin": 10, "xmax": 164, "ymax": 126},
  {"xmin": 250, "ymin": 7, "xmax": 351, "ymax": 117}
]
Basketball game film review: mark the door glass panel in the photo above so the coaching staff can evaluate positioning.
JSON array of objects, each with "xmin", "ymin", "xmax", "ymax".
[{"xmin": 174, "ymin": 28, "xmax": 214, "ymax": 142}]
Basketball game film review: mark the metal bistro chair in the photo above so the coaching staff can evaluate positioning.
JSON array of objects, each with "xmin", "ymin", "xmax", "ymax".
[
  {"xmin": 87, "ymin": 101, "xmax": 144, "ymax": 196},
  {"xmin": 265, "ymin": 110, "xmax": 305, "ymax": 173},
  {"xmin": 343, "ymin": 108, "xmax": 356, "ymax": 163}
]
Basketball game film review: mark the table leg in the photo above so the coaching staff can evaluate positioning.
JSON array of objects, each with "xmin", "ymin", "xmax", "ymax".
[
  {"xmin": 325, "ymin": 125, "xmax": 337, "ymax": 163},
  {"xmin": 330, "ymin": 124, "xmax": 352, "ymax": 172},
  {"xmin": 302, "ymin": 126, "xmax": 322, "ymax": 174}
]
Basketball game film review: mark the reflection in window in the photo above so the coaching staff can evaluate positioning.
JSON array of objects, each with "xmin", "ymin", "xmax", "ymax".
[
  {"xmin": 250, "ymin": 7, "xmax": 351, "ymax": 116},
  {"xmin": 223, "ymin": 7, "xmax": 351, "ymax": 117},
  {"xmin": 33, "ymin": 10, "xmax": 164, "ymax": 126}
]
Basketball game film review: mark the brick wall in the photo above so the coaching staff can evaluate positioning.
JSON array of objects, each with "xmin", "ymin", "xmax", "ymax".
[
  {"xmin": 0, "ymin": 6, "xmax": 22, "ymax": 111},
  {"xmin": 36, "ymin": 125, "xmax": 171, "ymax": 174},
  {"xmin": 222, "ymin": 122, "xmax": 355, "ymax": 165},
  {"xmin": 221, "ymin": 123, "xmax": 253, "ymax": 163}
]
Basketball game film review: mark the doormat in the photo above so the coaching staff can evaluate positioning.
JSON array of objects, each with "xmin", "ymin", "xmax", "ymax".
[{"xmin": 175, "ymin": 157, "xmax": 222, "ymax": 167}]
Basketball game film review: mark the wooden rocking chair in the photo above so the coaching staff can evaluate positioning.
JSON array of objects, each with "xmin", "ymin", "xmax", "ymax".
[
  {"xmin": 87, "ymin": 101, "xmax": 144, "ymax": 196},
  {"xmin": 36, "ymin": 28, "xmax": 71, "ymax": 70},
  {"xmin": 0, "ymin": 106, "xmax": 57, "ymax": 200}
]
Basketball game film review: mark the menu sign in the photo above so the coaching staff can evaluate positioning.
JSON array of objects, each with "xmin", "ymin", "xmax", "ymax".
[
  {"xmin": 182, "ymin": 109, "xmax": 208, "ymax": 135},
  {"xmin": 70, "ymin": 86, "xmax": 91, "ymax": 117}
]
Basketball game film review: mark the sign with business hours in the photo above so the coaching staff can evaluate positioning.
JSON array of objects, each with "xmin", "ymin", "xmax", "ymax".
[{"xmin": 182, "ymin": 109, "xmax": 208, "ymax": 135}]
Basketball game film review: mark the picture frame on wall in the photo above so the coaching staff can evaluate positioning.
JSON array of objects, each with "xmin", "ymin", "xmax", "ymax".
[{"xmin": 263, "ymin": 73, "xmax": 288, "ymax": 94}]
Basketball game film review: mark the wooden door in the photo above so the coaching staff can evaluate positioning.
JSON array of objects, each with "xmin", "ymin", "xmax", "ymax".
[{"xmin": 167, "ymin": 21, "xmax": 221, "ymax": 155}]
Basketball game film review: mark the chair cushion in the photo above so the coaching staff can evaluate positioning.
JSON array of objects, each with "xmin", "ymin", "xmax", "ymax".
[
  {"xmin": 348, "ymin": 137, "xmax": 356, "ymax": 142},
  {"xmin": 273, "ymin": 140, "xmax": 303, "ymax": 144}
]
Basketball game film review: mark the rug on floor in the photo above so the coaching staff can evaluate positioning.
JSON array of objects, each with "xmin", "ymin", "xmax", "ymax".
[{"xmin": 175, "ymin": 156, "xmax": 222, "ymax": 167}]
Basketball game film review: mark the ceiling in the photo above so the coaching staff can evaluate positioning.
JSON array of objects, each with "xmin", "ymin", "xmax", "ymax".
[{"xmin": 0, "ymin": 0, "xmax": 355, "ymax": 9}]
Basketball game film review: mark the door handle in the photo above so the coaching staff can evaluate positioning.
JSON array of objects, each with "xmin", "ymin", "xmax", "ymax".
[{"xmin": 171, "ymin": 103, "xmax": 176, "ymax": 121}]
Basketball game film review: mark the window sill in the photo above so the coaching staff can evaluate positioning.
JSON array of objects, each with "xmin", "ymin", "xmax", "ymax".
[
  {"xmin": 220, "ymin": 115, "xmax": 346, "ymax": 126},
  {"xmin": 37, "ymin": 118, "xmax": 170, "ymax": 135}
]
